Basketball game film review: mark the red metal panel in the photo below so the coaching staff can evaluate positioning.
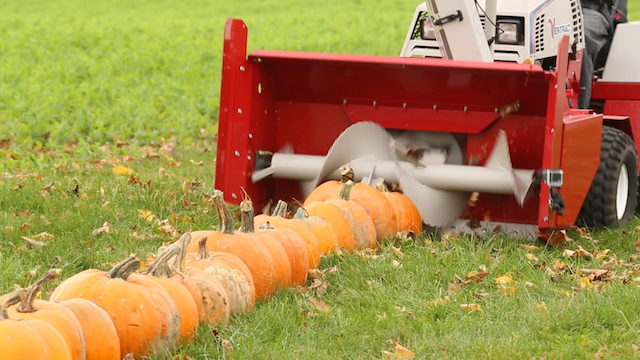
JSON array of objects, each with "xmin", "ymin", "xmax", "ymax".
[
  {"xmin": 344, "ymin": 105, "xmax": 500, "ymax": 133},
  {"xmin": 592, "ymin": 83, "xmax": 640, "ymax": 101},
  {"xmin": 556, "ymin": 113, "xmax": 603, "ymax": 226},
  {"xmin": 537, "ymin": 36, "xmax": 570, "ymax": 230},
  {"xmin": 603, "ymin": 101, "xmax": 640, "ymax": 168}
]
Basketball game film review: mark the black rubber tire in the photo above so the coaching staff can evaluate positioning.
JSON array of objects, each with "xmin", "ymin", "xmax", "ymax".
[{"xmin": 578, "ymin": 126, "xmax": 638, "ymax": 228}]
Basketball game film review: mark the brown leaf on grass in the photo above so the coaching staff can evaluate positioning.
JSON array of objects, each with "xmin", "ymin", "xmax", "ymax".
[
  {"xmin": 593, "ymin": 248, "xmax": 611, "ymax": 260},
  {"xmin": 122, "ymin": 155, "xmax": 135, "ymax": 163},
  {"xmin": 308, "ymin": 279, "xmax": 328, "ymax": 298},
  {"xmin": 222, "ymin": 339, "xmax": 234, "ymax": 353},
  {"xmin": 553, "ymin": 260, "xmax": 567, "ymax": 272},
  {"xmin": 158, "ymin": 221, "xmax": 180, "ymax": 237},
  {"xmin": 26, "ymin": 266, "xmax": 40, "ymax": 278},
  {"xmin": 563, "ymin": 245, "xmax": 592, "ymax": 258},
  {"xmin": 391, "ymin": 246, "xmax": 405, "ymax": 258},
  {"xmin": 464, "ymin": 271, "xmax": 490, "ymax": 283},
  {"xmin": 535, "ymin": 302, "xmax": 547, "ymax": 312},
  {"xmin": 181, "ymin": 180, "xmax": 191, "ymax": 194},
  {"xmin": 632, "ymin": 344, "xmax": 640, "ymax": 355},
  {"xmin": 306, "ymin": 297, "xmax": 330, "ymax": 312},
  {"xmin": 19, "ymin": 223, "xmax": 29, "ymax": 231},
  {"xmin": 4, "ymin": 225, "xmax": 14, "ymax": 231},
  {"xmin": 447, "ymin": 282, "xmax": 461, "ymax": 295},
  {"xmin": 473, "ymin": 292, "xmax": 490, "ymax": 299},
  {"xmin": 383, "ymin": 340, "xmax": 416, "ymax": 359},
  {"xmin": 165, "ymin": 161, "xmax": 182, "ymax": 167},
  {"xmin": 635, "ymin": 237, "xmax": 640, "ymax": 253},
  {"xmin": 22, "ymin": 236, "xmax": 47, "ymax": 247},
  {"xmin": 308, "ymin": 269, "xmax": 325, "ymax": 280},
  {"xmin": 113, "ymin": 165, "xmax": 134, "ymax": 175},
  {"xmin": 579, "ymin": 277, "xmax": 594, "ymax": 289},
  {"xmin": 92, "ymin": 222, "xmax": 111, "ymax": 236},
  {"xmin": 594, "ymin": 347, "xmax": 606, "ymax": 360},
  {"xmin": 144, "ymin": 147, "xmax": 160, "ymax": 159},
  {"xmin": 546, "ymin": 230, "xmax": 571, "ymax": 247},
  {"xmin": 580, "ymin": 269, "xmax": 609, "ymax": 280},
  {"xmin": 189, "ymin": 160, "xmax": 204, "ymax": 166}
]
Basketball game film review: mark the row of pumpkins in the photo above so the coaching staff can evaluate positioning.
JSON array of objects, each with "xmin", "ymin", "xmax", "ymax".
[{"xmin": 0, "ymin": 166, "xmax": 423, "ymax": 359}]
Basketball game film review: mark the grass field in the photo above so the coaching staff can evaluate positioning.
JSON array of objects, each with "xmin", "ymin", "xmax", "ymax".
[{"xmin": 2, "ymin": 1, "xmax": 640, "ymax": 359}]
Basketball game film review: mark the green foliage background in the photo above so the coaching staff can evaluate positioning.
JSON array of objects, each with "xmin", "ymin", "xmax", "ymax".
[{"xmin": 1, "ymin": 0, "xmax": 637, "ymax": 150}]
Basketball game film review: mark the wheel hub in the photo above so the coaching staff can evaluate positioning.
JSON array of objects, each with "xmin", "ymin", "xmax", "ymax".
[{"xmin": 616, "ymin": 164, "xmax": 629, "ymax": 220}]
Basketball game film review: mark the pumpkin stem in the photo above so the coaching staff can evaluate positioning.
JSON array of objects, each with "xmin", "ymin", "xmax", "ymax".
[
  {"xmin": 146, "ymin": 243, "xmax": 181, "ymax": 278},
  {"xmin": 271, "ymin": 200, "xmax": 288, "ymax": 217},
  {"xmin": 0, "ymin": 287, "xmax": 27, "ymax": 320},
  {"xmin": 195, "ymin": 236, "xmax": 212, "ymax": 261},
  {"xmin": 293, "ymin": 207, "xmax": 309, "ymax": 220},
  {"xmin": 376, "ymin": 182, "xmax": 389, "ymax": 192},
  {"xmin": 172, "ymin": 232, "xmax": 192, "ymax": 275},
  {"xmin": 340, "ymin": 164, "xmax": 355, "ymax": 183},
  {"xmin": 106, "ymin": 255, "xmax": 137, "ymax": 278},
  {"xmin": 339, "ymin": 180, "xmax": 355, "ymax": 201},
  {"xmin": 212, "ymin": 190, "xmax": 235, "ymax": 235},
  {"xmin": 16, "ymin": 269, "xmax": 62, "ymax": 313},
  {"xmin": 108, "ymin": 257, "xmax": 141, "ymax": 280},
  {"xmin": 239, "ymin": 199, "xmax": 255, "ymax": 234}
]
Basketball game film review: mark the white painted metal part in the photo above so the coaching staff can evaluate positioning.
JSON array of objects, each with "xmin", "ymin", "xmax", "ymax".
[{"xmin": 602, "ymin": 21, "xmax": 640, "ymax": 83}]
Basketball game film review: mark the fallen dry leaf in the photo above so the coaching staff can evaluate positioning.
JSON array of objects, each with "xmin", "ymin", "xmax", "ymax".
[
  {"xmin": 22, "ymin": 236, "xmax": 47, "ymax": 247},
  {"xmin": 495, "ymin": 272, "xmax": 517, "ymax": 295},
  {"xmin": 425, "ymin": 296, "xmax": 451, "ymax": 307},
  {"xmin": 138, "ymin": 209, "xmax": 156, "ymax": 222},
  {"xmin": 546, "ymin": 230, "xmax": 571, "ymax": 247},
  {"xmin": 384, "ymin": 339, "xmax": 416, "ymax": 359},
  {"xmin": 521, "ymin": 244, "xmax": 541, "ymax": 252},
  {"xmin": 222, "ymin": 339, "xmax": 234, "ymax": 353},
  {"xmin": 535, "ymin": 301, "xmax": 547, "ymax": 312},
  {"xmin": 391, "ymin": 246, "xmax": 405, "ymax": 258},
  {"xmin": 33, "ymin": 232, "xmax": 54, "ymax": 239},
  {"xmin": 594, "ymin": 347, "xmax": 606, "ymax": 360},
  {"xmin": 306, "ymin": 297, "xmax": 330, "ymax": 312},
  {"xmin": 525, "ymin": 281, "xmax": 538, "ymax": 290},
  {"xmin": 92, "ymin": 222, "xmax": 111, "ymax": 236},
  {"xmin": 636, "ymin": 237, "xmax": 640, "ymax": 253},
  {"xmin": 579, "ymin": 277, "xmax": 594, "ymax": 290},
  {"xmin": 526, "ymin": 253, "xmax": 539, "ymax": 261},
  {"xmin": 460, "ymin": 303, "xmax": 482, "ymax": 312},
  {"xmin": 4, "ymin": 225, "xmax": 14, "ymax": 231},
  {"xmin": 553, "ymin": 260, "xmax": 567, "ymax": 272},
  {"xmin": 113, "ymin": 165, "xmax": 134, "ymax": 175},
  {"xmin": 465, "ymin": 270, "xmax": 489, "ymax": 283},
  {"xmin": 563, "ymin": 245, "xmax": 592, "ymax": 258},
  {"xmin": 26, "ymin": 266, "xmax": 40, "ymax": 278}
]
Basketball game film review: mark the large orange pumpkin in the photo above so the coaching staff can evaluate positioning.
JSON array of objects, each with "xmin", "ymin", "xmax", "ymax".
[
  {"xmin": 0, "ymin": 288, "xmax": 73, "ymax": 360},
  {"xmin": 376, "ymin": 183, "xmax": 423, "ymax": 234},
  {"xmin": 50, "ymin": 257, "xmax": 181, "ymax": 359},
  {"xmin": 185, "ymin": 235, "xmax": 255, "ymax": 315},
  {"xmin": 136, "ymin": 244, "xmax": 199, "ymax": 343},
  {"xmin": 58, "ymin": 298, "xmax": 121, "ymax": 360},
  {"xmin": 238, "ymin": 198, "xmax": 293, "ymax": 290},
  {"xmin": 8, "ymin": 269, "xmax": 87, "ymax": 360},
  {"xmin": 304, "ymin": 164, "xmax": 397, "ymax": 239},
  {"xmin": 186, "ymin": 190, "xmax": 278, "ymax": 300}
]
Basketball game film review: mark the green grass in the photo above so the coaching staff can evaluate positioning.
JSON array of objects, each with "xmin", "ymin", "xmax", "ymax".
[{"xmin": 2, "ymin": 0, "xmax": 640, "ymax": 359}]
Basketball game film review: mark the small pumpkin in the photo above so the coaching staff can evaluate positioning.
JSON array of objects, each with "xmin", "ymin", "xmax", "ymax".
[
  {"xmin": 8, "ymin": 269, "xmax": 87, "ymax": 360},
  {"xmin": 324, "ymin": 180, "xmax": 377, "ymax": 249},
  {"xmin": 300, "ymin": 201, "xmax": 355, "ymax": 251},
  {"xmin": 136, "ymin": 243, "xmax": 200, "ymax": 343},
  {"xmin": 376, "ymin": 183, "xmax": 423, "ymax": 234},
  {"xmin": 238, "ymin": 198, "xmax": 293, "ymax": 289},
  {"xmin": 50, "ymin": 257, "xmax": 181, "ymax": 359},
  {"xmin": 185, "ymin": 235, "xmax": 255, "ymax": 315},
  {"xmin": 0, "ymin": 288, "xmax": 73, "ymax": 360},
  {"xmin": 304, "ymin": 164, "xmax": 397, "ymax": 239},
  {"xmin": 172, "ymin": 233, "xmax": 233, "ymax": 324},
  {"xmin": 254, "ymin": 201, "xmax": 323, "ymax": 268},
  {"xmin": 58, "ymin": 298, "xmax": 121, "ymax": 360},
  {"xmin": 257, "ymin": 221, "xmax": 310, "ymax": 286},
  {"xmin": 185, "ymin": 190, "xmax": 278, "ymax": 300}
]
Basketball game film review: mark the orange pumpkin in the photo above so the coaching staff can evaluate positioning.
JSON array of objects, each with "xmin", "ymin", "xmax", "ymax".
[
  {"xmin": 8, "ymin": 269, "xmax": 87, "ymax": 360},
  {"xmin": 238, "ymin": 198, "xmax": 293, "ymax": 290},
  {"xmin": 186, "ymin": 190, "xmax": 278, "ymax": 300},
  {"xmin": 301, "ymin": 202, "xmax": 355, "ymax": 251},
  {"xmin": 50, "ymin": 257, "xmax": 181, "ymax": 359},
  {"xmin": 255, "ymin": 201, "xmax": 324, "ymax": 268},
  {"xmin": 185, "ymin": 235, "xmax": 255, "ymax": 315},
  {"xmin": 324, "ymin": 180, "xmax": 377, "ymax": 249},
  {"xmin": 171, "ymin": 233, "xmax": 232, "ymax": 324},
  {"xmin": 304, "ymin": 164, "xmax": 397, "ymax": 239},
  {"xmin": 376, "ymin": 183, "xmax": 423, "ymax": 234},
  {"xmin": 0, "ymin": 288, "xmax": 73, "ymax": 360},
  {"xmin": 136, "ymin": 243, "xmax": 199, "ymax": 343},
  {"xmin": 58, "ymin": 298, "xmax": 121, "ymax": 360},
  {"xmin": 257, "ymin": 222, "xmax": 310, "ymax": 286}
]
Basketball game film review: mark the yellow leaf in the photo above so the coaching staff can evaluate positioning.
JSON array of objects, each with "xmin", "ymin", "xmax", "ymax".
[
  {"xmin": 460, "ymin": 303, "xmax": 482, "ymax": 312},
  {"xmin": 553, "ymin": 289, "xmax": 571, "ymax": 297},
  {"xmin": 498, "ymin": 286, "xmax": 516, "ymax": 295},
  {"xmin": 579, "ymin": 277, "xmax": 594, "ymax": 289},
  {"xmin": 425, "ymin": 296, "xmax": 450, "ymax": 308},
  {"xmin": 525, "ymin": 253, "xmax": 539, "ymax": 261},
  {"xmin": 113, "ymin": 165, "xmax": 133, "ymax": 175},
  {"xmin": 138, "ymin": 209, "xmax": 155, "ymax": 222},
  {"xmin": 494, "ymin": 272, "xmax": 515, "ymax": 285},
  {"xmin": 535, "ymin": 301, "xmax": 547, "ymax": 312},
  {"xmin": 553, "ymin": 260, "xmax": 566, "ymax": 272},
  {"xmin": 385, "ymin": 340, "xmax": 416, "ymax": 359}
]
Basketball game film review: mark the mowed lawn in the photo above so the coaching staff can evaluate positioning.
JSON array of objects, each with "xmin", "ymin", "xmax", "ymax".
[{"xmin": 2, "ymin": 1, "xmax": 640, "ymax": 359}]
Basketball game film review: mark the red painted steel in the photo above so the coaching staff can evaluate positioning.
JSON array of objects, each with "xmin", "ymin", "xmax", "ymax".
[
  {"xmin": 592, "ymin": 82, "xmax": 640, "ymax": 101},
  {"xmin": 556, "ymin": 113, "xmax": 603, "ymax": 225}
]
